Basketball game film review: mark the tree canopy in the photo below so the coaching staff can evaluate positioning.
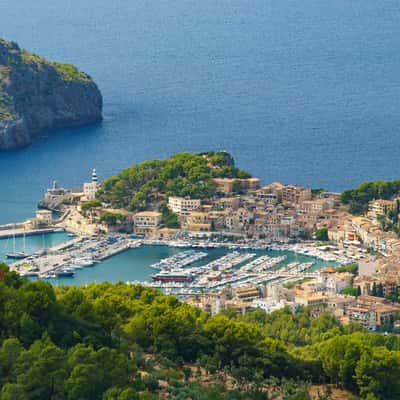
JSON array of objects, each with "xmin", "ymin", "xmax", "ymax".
[
  {"xmin": 0, "ymin": 262, "xmax": 399, "ymax": 399},
  {"xmin": 96, "ymin": 152, "xmax": 251, "ymax": 211},
  {"xmin": 341, "ymin": 180, "xmax": 400, "ymax": 215}
]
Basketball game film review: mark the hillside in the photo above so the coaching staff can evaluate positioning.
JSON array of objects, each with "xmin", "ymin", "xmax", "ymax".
[
  {"xmin": 96, "ymin": 151, "xmax": 251, "ymax": 211},
  {"xmin": 0, "ymin": 262, "xmax": 399, "ymax": 399},
  {"xmin": 340, "ymin": 179, "xmax": 400, "ymax": 215},
  {"xmin": 0, "ymin": 38, "xmax": 102, "ymax": 149}
]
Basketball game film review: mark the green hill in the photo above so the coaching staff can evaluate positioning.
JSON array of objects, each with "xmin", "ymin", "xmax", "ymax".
[
  {"xmin": 96, "ymin": 151, "xmax": 251, "ymax": 211},
  {"xmin": 0, "ymin": 38, "xmax": 102, "ymax": 149}
]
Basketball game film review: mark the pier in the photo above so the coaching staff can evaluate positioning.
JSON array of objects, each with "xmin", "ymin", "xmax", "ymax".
[
  {"xmin": 0, "ymin": 225, "xmax": 59, "ymax": 239},
  {"xmin": 10, "ymin": 234, "xmax": 142, "ymax": 278}
]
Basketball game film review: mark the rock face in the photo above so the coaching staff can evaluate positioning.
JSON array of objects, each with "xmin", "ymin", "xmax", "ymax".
[{"xmin": 0, "ymin": 39, "xmax": 102, "ymax": 149}]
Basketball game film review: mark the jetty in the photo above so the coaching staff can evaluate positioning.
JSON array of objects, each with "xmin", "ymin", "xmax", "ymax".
[{"xmin": 10, "ymin": 234, "xmax": 142, "ymax": 278}]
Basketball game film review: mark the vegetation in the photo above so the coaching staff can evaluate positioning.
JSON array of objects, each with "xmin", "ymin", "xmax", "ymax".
[
  {"xmin": 314, "ymin": 228, "xmax": 329, "ymax": 241},
  {"xmin": 0, "ymin": 91, "xmax": 13, "ymax": 119},
  {"xmin": 341, "ymin": 180, "xmax": 400, "ymax": 215},
  {"xmin": 335, "ymin": 263, "xmax": 358, "ymax": 275},
  {"xmin": 100, "ymin": 212, "xmax": 126, "ymax": 225},
  {"xmin": 340, "ymin": 287, "xmax": 361, "ymax": 297},
  {"xmin": 311, "ymin": 189, "xmax": 325, "ymax": 196},
  {"xmin": 0, "ymin": 262, "xmax": 399, "ymax": 398},
  {"xmin": 53, "ymin": 62, "xmax": 89, "ymax": 82},
  {"xmin": 80, "ymin": 199, "xmax": 102, "ymax": 214},
  {"xmin": 159, "ymin": 203, "xmax": 179, "ymax": 228},
  {"xmin": 96, "ymin": 152, "xmax": 252, "ymax": 211}
]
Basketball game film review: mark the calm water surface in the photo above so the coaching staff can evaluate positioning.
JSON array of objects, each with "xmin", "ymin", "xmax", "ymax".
[
  {"xmin": 45, "ymin": 245, "xmax": 334, "ymax": 286},
  {"xmin": 0, "ymin": 232, "xmax": 71, "ymax": 262},
  {"xmin": 0, "ymin": 1, "xmax": 400, "ymax": 224}
]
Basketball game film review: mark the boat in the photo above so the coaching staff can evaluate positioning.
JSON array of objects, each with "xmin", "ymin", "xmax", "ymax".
[
  {"xmin": 6, "ymin": 225, "xmax": 29, "ymax": 259},
  {"xmin": 54, "ymin": 270, "xmax": 75, "ymax": 277},
  {"xmin": 151, "ymin": 271, "xmax": 194, "ymax": 282},
  {"xmin": 6, "ymin": 251, "xmax": 29, "ymax": 259}
]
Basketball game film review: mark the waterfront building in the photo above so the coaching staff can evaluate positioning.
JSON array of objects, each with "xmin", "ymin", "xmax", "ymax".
[
  {"xmin": 25, "ymin": 209, "xmax": 53, "ymax": 229},
  {"xmin": 36, "ymin": 210, "xmax": 52, "ymax": 225},
  {"xmin": 133, "ymin": 211, "xmax": 162, "ymax": 235},
  {"xmin": 184, "ymin": 211, "xmax": 212, "ymax": 232},
  {"xmin": 40, "ymin": 180, "xmax": 75, "ymax": 210},
  {"xmin": 83, "ymin": 168, "xmax": 99, "ymax": 201}
]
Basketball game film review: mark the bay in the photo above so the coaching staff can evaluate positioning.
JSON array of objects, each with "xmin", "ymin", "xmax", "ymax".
[{"xmin": 0, "ymin": 0, "xmax": 399, "ymax": 224}]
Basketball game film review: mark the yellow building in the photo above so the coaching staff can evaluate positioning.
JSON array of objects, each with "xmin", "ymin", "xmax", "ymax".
[{"xmin": 133, "ymin": 211, "xmax": 162, "ymax": 235}]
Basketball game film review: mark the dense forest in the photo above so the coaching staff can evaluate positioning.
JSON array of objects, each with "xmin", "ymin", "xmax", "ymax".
[
  {"xmin": 1, "ymin": 263, "xmax": 400, "ymax": 399},
  {"xmin": 96, "ymin": 152, "xmax": 251, "ymax": 211},
  {"xmin": 340, "ymin": 179, "xmax": 400, "ymax": 215}
]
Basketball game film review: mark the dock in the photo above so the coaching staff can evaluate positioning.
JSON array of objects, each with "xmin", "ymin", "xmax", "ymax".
[
  {"xmin": 10, "ymin": 234, "xmax": 142, "ymax": 278},
  {"xmin": 0, "ymin": 225, "xmax": 59, "ymax": 239}
]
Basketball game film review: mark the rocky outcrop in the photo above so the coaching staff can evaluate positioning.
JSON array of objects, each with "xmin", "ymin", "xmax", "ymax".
[{"xmin": 0, "ymin": 38, "xmax": 102, "ymax": 149}]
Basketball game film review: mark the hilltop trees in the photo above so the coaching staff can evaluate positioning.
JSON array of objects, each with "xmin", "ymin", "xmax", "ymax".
[
  {"xmin": 340, "ymin": 179, "xmax": 400, "ymax": 215},
  {"xmin": 96, "ymin": 152, "xmax": 251, "ymax": 211}
]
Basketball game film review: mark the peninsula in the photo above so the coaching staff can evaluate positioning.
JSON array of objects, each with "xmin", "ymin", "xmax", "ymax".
[{"xmin": 0, "ymin": 38, "xmax": 102, "ymax": 149}]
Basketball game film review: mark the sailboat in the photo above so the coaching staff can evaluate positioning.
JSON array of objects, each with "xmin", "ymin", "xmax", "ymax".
[{"xmin": 6, "ymin": 226, "xmax": 29, "ymax": 259}]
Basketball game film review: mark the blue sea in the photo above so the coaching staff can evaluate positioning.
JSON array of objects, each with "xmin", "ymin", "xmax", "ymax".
[{"xmin": 0, "ymin": 0, "xmax": 400, "ymax": 224}]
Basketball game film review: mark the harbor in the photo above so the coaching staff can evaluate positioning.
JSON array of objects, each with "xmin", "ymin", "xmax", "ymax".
[
  {"xmin": 3, "ymin": 228, "xmax": 347, "ymax": 296},
  {"xmin": 10, "ymin": 234, "xmax": 139, "ymax": 278}
]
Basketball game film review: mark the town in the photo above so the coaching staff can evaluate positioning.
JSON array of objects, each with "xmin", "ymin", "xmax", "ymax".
[{"xmin": 6, "ymin": 156, "xmax": 400, "ymax": 334}]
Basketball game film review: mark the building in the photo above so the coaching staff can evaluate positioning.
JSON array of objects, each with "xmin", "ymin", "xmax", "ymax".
[
  {"xmin": 39, "ymin": 180, "xmax": 75, "ymax": 210},
  {"xmin": 298, "ymin": 200, "xmax": 329, "ymax": 215},
  {"xmin": 368, "ymin": 199, "xmax": 395, "ymax": 223},
  {"xmin": 346, "ymin": 296, "xmax": 400, "ymax": 330},
  {"xmin": 233, "ymin": 285, "xmax": 261, "ymax": 301},
  {"xmin": 133, "ymin": 211, "xmax": 162, "ymax": 235},
  {"xmin": 83, "ymin": 169, "xmax": 99, "ymax": 201},
  {"xmin": 213, "ymin": 178, "xmax": 260, "ymax": 195},
  {"xmin": 184, "ymin": 211, "xmax": 212, "ymax": 231},
  {"xmin": 36, "ymin": 210, "xmax": 52, "ymax": 226},
  {"xmin": 168, "ymin": 196, "xmax": 201, "ymax": 215},
  {"xmin": 25, "ymin": 209, "xmax": 53, "ymax": 229},
  {"xmin": 252, "ymin": 298, "xmax": 298, "ymax": 313},
  {"xmin": 281, "ymin": 185, "xmax": 312, "ymax": 205}
]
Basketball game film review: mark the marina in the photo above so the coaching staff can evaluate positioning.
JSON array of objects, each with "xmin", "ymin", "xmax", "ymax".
[
  {"xmin": 10, "ymin": 235, "xmax": 138, "ymax": 279},
  {"xmin": 4, "ymin": 231, "xmax": 342, "ymax": 288}
]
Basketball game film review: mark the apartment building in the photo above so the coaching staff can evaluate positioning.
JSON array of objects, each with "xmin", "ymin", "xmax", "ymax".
[{"xmin": 168, "ymin": 196, "xmax": 201, "ymax": 215}]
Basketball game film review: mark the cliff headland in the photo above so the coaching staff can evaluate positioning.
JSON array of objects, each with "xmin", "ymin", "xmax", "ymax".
[{"xmin": 0, "ymin": 38, "xmax": 102, "ymax": 149}]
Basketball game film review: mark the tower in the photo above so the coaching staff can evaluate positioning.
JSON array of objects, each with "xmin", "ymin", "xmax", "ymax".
[{"xmin": 92, "ymin": 168, "xmax": 98, "ymax": 183}]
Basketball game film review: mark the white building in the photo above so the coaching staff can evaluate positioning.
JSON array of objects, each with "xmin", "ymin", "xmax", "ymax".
[
  {"xmin": 36, "ymin": 210, "xmax": 52, "ymax": 225},
  {"xmin": 168, "ymin": 196, "xmax": 201, "ymax": 215},
  {"xmin": 251, "ymin": 298, "xmax": 298, "ymax": 314},
  {"xmin": 83, "ymin": 169, "xmax": 99, "ymax": 201}
]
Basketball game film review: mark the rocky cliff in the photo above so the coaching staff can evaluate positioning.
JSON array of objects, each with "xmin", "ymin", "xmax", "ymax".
[{"xmin": 0, "ymin": 38, "xmax": 102, "ymax": 149}]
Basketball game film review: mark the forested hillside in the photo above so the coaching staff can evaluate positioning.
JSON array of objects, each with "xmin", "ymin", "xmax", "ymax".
[
  {"xmin": 0, "ymin": 263, "xmax": 399, "ymax": 399},
  {"xmin": 341, "ymin": 179, "xmax": 400, "ymax": 215},
  {"xmin": 96, "ymin": 152, "xmax": 251, "ymax": 211}
]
